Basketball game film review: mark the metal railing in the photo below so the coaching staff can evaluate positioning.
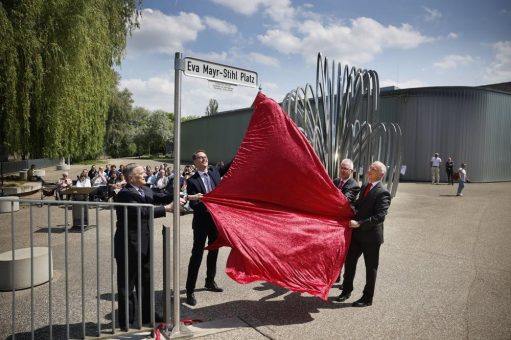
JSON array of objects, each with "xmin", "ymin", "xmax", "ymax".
[{"xmin": 0, "ymin": 197, "xmax": 160, "ymax": 339}]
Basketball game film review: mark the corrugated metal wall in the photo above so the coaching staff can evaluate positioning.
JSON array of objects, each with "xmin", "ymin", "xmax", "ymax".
[
  {"xmin": 181, "ymin": 108, "xmax": 251, "ymax": 164},
  {"xmin": 182, "ymin": 87, "xmax": 511, "ymax": 182},
  {"xmin": 379, "ymin": 87, "xmax": 511, "ymax": 182}
]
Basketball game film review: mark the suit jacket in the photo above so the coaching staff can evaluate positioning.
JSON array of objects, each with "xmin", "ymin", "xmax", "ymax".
[
  {"xmin": 353, "ymin": 181, "xmax": 391, "ymax": 245},
  {"xmin": 187, "ymin": 162, "xmax": 231, "ymax": 227},
  {"xmin": 114, "ymin": 184, "xmax": 172, "ymax": 258},
  {"xmin": 333, "ymin": 177, "xmax": 360, "ymax": 204}
]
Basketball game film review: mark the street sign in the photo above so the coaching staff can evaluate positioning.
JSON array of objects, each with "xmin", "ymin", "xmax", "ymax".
[{"xmin": 183, "ymin": 57, "xmax": 258, "ymax": 88}]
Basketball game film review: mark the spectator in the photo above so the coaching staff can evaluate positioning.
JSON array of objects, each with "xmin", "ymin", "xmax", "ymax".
[
  {"xmin": 76, "ymin": 169, "xmax": 92, "ymax": 187},
  {"xmin": 107, "ymin": 171, "xmax": 125, "ymax": 200},
  {"xmin": 445, "ymin": 157, "xmax": 454, "ymax": 185},
  {"xmin": 152, "ymin": 169, "xmax": 169, "ymax": 193},
  {"xmin": 88, "ymin": 165, "xmax": 98, "ymax": 180},
  {"xmin": 430, "ymin": 153, "xmax": 442, "ymax": 184},
  {"xmin": 56, "ymin": 172, "xmax": 72, "ymax": 200},
  {"xmin": 456, "ymin": 163, "xmax": 468, "ymax": 196},
  {"xmin": 27, "ymin": 164, "xmax": 44, "ymax": 182}
]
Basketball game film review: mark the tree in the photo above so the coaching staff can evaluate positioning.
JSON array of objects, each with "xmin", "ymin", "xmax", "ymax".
[
  {"xmin": 146, "ymin": 110, "xmax": 173, "ymax": 155},
  {"xmin": 105, "ymin": 84, "xmax": 136, "ymax": 158},
  {"xmin": 205, "ymin": 98, "xmax": 219, "ymax": 116},
  {"xmin": 0, "ymin": 0, "xmax": 142, "ymax": 160}
]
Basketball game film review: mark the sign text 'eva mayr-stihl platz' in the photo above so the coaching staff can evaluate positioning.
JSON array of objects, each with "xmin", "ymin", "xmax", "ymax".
[{"xmin": 183, "ymin": 57, "xmax": 258, "ymax": 88}]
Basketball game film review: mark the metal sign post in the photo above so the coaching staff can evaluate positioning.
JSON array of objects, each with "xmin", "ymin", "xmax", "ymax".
[
  {"xmin": 167, "ymin": 52, "xmax": 192, "ymax": 338},
  {"xmin": 165, "ymin": 52, "xmax": 257, "ymax": 339}
]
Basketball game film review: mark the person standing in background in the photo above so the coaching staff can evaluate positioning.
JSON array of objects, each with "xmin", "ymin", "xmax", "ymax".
[
  {"xmin": 445, "ymin": 157, "xmax": 454, "ymax": 185},
  {"xmin": 456, "ymin": 163, "xmax": 467, "ymax": 196},
  {"xmin": 430, "ymin": 153, "xmax": 442, "ymax": 184}
]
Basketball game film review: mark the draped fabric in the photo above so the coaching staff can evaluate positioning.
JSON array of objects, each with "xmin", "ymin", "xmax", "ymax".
[{"xmin": 202, "ymin": 92, "xmax": 354, "ymax": 300}]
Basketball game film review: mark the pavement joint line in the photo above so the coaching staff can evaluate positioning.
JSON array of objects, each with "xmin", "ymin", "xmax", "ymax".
[{"xmin": 237, "ymin": 315, "xmax": 276, "ymax": 340}]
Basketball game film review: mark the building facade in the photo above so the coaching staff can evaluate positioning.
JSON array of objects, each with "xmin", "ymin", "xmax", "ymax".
[{"xmin": 182, "ymin": 85, "xmax": 511, "ymax": 182}]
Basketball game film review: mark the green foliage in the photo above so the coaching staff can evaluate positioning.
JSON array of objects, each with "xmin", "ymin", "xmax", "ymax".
[
  {"xmin": 105, "ymin": 88, "xmax": 174, "ymax": 158},
  {"xmin": 0, "ymin": 0, "xmax": 142, "ymax": 160},
  {"xmin": 205, "ymin": 98, "xmax": 219, "ymax": 116}
]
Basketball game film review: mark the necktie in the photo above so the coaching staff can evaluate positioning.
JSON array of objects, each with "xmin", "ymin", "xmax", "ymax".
[
  {"xmin": 363, "ymin": 183, "xmax": 372, "ymax": 198},
  {"xmin": 138, "ymin": 187, "xmax": 145, "ymax": 197},
  {"xmin": 338, "ymin": 180, "xmax": 344, "ymax": 189},
  {"xmin": 203, "ymin": 172, "xmax": 213, "ymax": 193}
]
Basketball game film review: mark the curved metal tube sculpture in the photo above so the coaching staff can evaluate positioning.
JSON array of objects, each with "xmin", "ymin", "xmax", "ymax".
[{"xmin": 282, "ymin": 53, "xmax": 402, "ymax": 197}]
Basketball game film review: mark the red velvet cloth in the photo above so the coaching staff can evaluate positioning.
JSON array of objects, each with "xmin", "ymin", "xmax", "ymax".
[{"xmin": 203, "ymin": 92, "xmax": 354, "ymax": 300}]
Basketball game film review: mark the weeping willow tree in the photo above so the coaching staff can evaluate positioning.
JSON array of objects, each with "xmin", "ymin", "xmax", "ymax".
[{"xmin": 0, "ymin": 0, "xmax": 141, "ymax": 160}]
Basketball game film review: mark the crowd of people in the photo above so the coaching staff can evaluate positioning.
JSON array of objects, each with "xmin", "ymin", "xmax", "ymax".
[{"xmin": 53, "ymin": 162, "xmax": 198, "ymax": 203}]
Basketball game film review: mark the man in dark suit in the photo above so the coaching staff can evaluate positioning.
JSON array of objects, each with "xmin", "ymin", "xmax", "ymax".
[
  {"xmin": 115, "ymin": 163, "xmax": 180, "ymax": 330},
  {"xmin": 185, "ymin": 150, "xmax": 230, "ymax": 306},
  {"xmin": 333, "ymin": 158, "xmax": 360, "ymax": 205},
  {"xmin": 337, "ymin": 161, "xmax": 391, "ymax": 307},
  {"xmin": 333, "ymin": 158, "xmax": 360, "ymax": 284}
]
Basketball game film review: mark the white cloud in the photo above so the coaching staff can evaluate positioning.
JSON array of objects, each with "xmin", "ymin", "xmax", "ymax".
[
  {"xmin": 204, "ymin": 16, "xmax": 237, "ymax": 34},
  {"xmin": 484, "ymin": 41, "xmax": 511, "ymax": 83},
  {"xmin": 210, "ymin": 0, "xmax": 266, "ymax": 15},
  {"xmin": 127, "ymin": 9, "xmax": 204, "ymax": 56},
  {"xmin": 248, "ymin": 52, "xmax": 281, "ymax": 66},
  {"xmin": 211, "ymin": 0, "xmax": 295, "ymax": 29},
  {"xmin": 433, "ymin": 54, "xmax": 475, "ymax": 70},
  {"xmin": 447, "ymin": 32, "xmax": 459, "ymax": 39},
  {"xmin": 423, "ymin": 7, "xmax": 442, "ymax": 22},
  {"xmin": 259, "ymin": 17, "xmax": 433, "ymax": 65},
  {"xmin": 120, "ymin": 76, "xmax": 174, "ymax": 111}
]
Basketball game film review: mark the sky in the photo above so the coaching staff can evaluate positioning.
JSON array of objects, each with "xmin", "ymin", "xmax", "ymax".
[{"xmin": 116, "ymin": 0, "xmax": 511, "ymax": 117}]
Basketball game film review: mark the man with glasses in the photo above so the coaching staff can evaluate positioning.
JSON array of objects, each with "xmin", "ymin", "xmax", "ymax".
[
  {"xmin": 185, "ymin": 149, "xmax": 231, "ymax": 306},
  {"xmin": 333, "ymin": 158, "xmax": 360, "ymax": 205},
  {"xmin": 337, "ymin": 161, "xmax": 391, "ymax": 307}
]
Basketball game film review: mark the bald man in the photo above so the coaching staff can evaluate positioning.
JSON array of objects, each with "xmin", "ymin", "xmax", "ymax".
[{"xmin": 337, "ymin": 161, "xmax": 391, "ymax": 307}]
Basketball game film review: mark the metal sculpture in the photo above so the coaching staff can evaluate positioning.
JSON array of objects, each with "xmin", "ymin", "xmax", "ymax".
[{"xmin": 282, "ymin": 53, "xmax": 402, "ymax": 197}]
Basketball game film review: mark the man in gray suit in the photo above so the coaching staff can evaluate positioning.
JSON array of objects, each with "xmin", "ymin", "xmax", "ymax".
[{"xmin": 337, "ymin": 161, "xmax": 391, "ymax": 307}]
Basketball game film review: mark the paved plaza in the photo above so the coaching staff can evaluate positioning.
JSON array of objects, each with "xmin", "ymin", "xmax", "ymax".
[{"xmin": 1, "ymin": 161, "xmax": 510, "ymax": 339}]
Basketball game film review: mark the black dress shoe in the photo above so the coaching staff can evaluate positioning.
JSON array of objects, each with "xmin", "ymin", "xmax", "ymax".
[
  {"xmin": 205, "ymin": 280, "xmax": 224, "ymax": 292},
  {"xmin": 336, "ymin": 291, "xmax": 351, "ymax": 302},
  {"xmin": 186, "ymin": 293, "xmax": 197, "ymax": 306},
  {"xmin": 352, "ymin": 297, "xmax": 372, "ymax": 307}
]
